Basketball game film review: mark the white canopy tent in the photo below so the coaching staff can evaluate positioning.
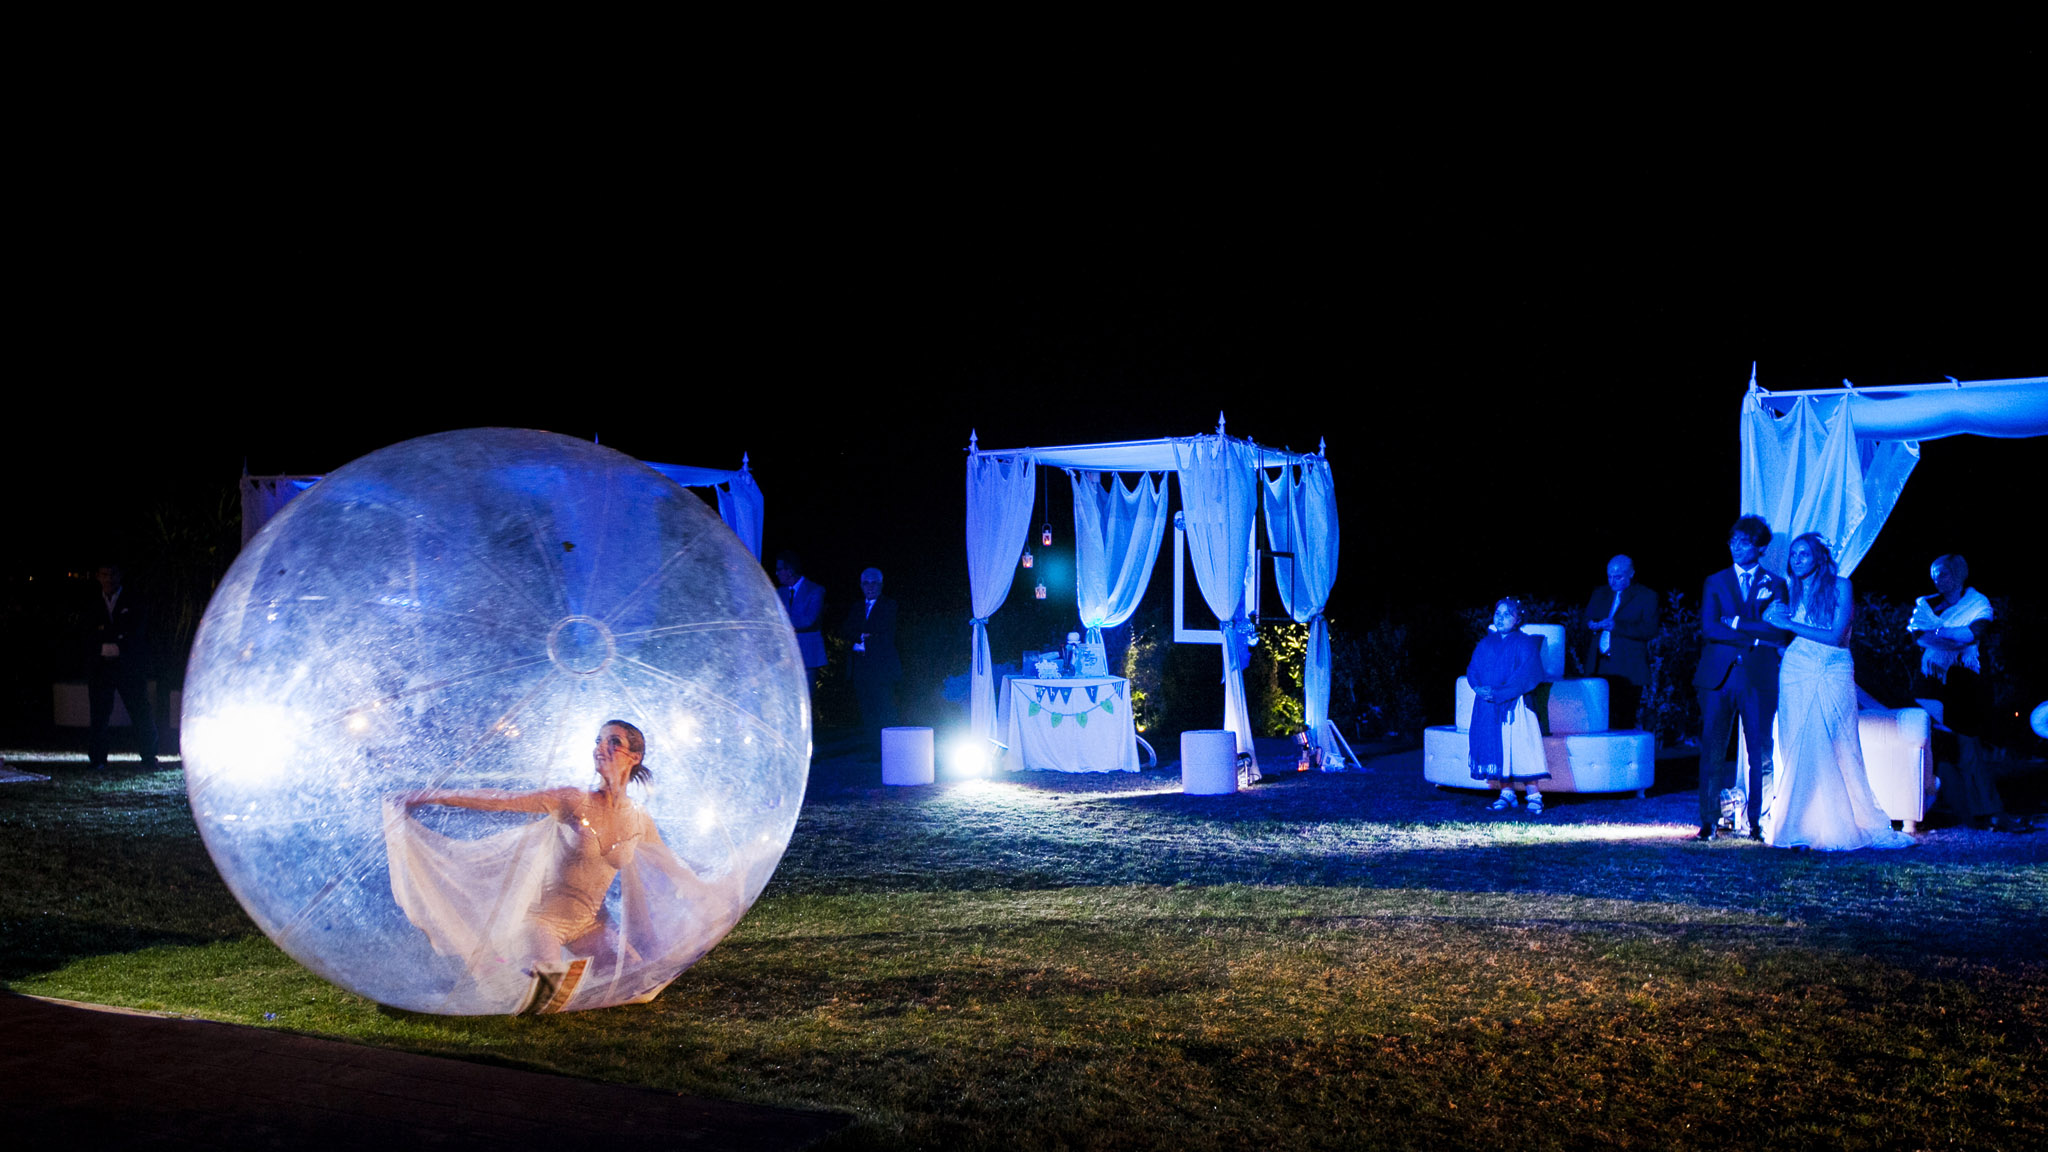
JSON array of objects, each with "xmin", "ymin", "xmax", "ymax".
[
  {"xmin": 967, "ymin": 421, "xmax": 1343, "ymax": 774},
  {"xmin": 241, "ymin": 454, "xmax": 765, "ymax": 559},
  {"xmin": 1740, "ymin": 373, "xmax": 2048, "ymax": 576}
]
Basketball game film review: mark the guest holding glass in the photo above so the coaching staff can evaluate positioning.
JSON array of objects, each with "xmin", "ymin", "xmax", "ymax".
[
  {"xmin": 1468, "ymin": 598, "xmax": 1549, "ymax": 814},
  {"xmin": 1910, "ymin": 555, "xmax": 2031, "ymax": 832}
]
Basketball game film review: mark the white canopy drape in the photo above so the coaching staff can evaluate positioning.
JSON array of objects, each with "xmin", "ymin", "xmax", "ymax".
[
  {"xmin": 1740, "ymin": 375, "xmax": 2048, "ymax": 576},
  {"xmin": 970, "ymin": 427, "xmax": 1338, "ymax": 779},
  {"xmin": 644, "ymin": 458, "xmax": 764, "ymax": 561},
  {"xmin": 1070, "ymin": 470, "xmax": 1171, "ymax": 645},
  {"xmin": 1263, "ymin": 455, "xmax": 1342, "ymax": 765},
  {"xmin": 1175, "ymin": 436, "xmax": 1262, "ymax": 763},
  {"xmin": 239, "ymin": 476, "xmax": 320, "ymax": 546},
  {"xmin": 966, "ymin": 450, "xmax": 1039, "ymax": 763},
  {"xmin": 245, "ymin": 453, "xmax": 766, "ymax": 559}
]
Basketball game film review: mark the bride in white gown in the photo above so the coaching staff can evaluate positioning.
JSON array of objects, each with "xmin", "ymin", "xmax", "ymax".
[{"xmin": 1759, "ymin": 534, "xmax": 1914, "ymax": 851}]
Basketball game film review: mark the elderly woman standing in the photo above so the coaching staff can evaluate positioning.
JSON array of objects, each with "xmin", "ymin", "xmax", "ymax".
[{"xmin": 1468, "ymin": 598, "xmax": 1550, "ymax": 813}]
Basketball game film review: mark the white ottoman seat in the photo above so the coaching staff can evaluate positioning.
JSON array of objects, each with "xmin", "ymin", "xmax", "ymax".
[
  {"xmin": 1430, "ymin": 623, "xmax": 1654, "ymax": 797},
  {"xmin": 1859, "ymin": 707, "xmax": 1934, "ymax": 833},
  {"xmin": 1457, "ymin": 676, "xmax": 1609, "ymax": 736},
  {"xmin": 881, "ymin": 726, "xmax": 936, "ymax": 786},
  {"xmin": 1425, "ymin": 727, "xmax": 1654, "ymax": 796},
  {"xmin": 1181, "ymin": 730, "xmax": 1239, "ymax": 795}
]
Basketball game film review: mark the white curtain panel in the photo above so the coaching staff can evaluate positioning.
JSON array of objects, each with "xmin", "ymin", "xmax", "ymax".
[
  {"xmin": 1263, "ymin": 458, "xmax": 1341, "ymax": 763},
  {"xmin": 1741, "ymin": 392, "xmax": 1918, "ymax": 577},
  {"xmin": 1070, "ymin": 470, "xmax": 1171, "ymax": 644},
  {"xmin": 715, "ymin": 468, "xmax": 765, "ymax": 561},
  {"xmin": 641, "ymin": 461, "xmax": 766, "ymax": 562},
  {"xmin": 1173, "ymin": 436, "xmax": 1260, "ymax": 762},
  {"xmin": 966, "ymin": 452, "xmax": 1038, "ymax": 760},
  {"xmin": 240, "ymin": 476, "xmax": 317, "ymax": 546}
]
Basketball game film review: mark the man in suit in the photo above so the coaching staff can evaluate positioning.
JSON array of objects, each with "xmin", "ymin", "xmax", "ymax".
[
  {"xmin": 88, "ymin": 564, "xmax": 158, "ymax": 770},
  {"xmin": 1693, "ymin": 516, "xmax": 1790, "ymax": 841},
  {"xmin": 774, "ymin": 551, "xmax": 827, "ymax": 694},
  {"xmin": 840, "ymin": 567, "xmax": 900, "ymax": 741},
  {"xmin": 1584, "ymin": 555, "xmax": 1659, "ymax": 730}
]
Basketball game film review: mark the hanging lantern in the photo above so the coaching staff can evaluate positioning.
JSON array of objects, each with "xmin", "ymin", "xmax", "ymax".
[
  {"xmin": 1034, "ymin": 581, "xmax": 1047, "ymax": 600},
  {"xmin": 1021, "ymin": 547, "xmax": 1034, "ymax": 569},
  {"xmin": 1041, "ymin": 523, "xmax": 1053, "ymax": 546}
]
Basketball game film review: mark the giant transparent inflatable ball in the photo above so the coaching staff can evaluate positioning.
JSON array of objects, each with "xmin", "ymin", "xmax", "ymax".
[{"xmin": 182, "ymin": 429, "xmax": 808, "ymax": 1014}]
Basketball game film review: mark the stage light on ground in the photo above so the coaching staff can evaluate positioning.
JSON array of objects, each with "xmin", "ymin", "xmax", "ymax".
[{"xmin": 942, "ymin": 731, "xmax": 996, "ymax": 777}]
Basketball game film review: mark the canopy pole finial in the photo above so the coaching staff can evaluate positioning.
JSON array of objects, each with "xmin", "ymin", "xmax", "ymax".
[
  {"xmin": 739, "ymin": 451, "xmax": 750, "ymax": 472},
  {"xmin": 968, "ymin": 429, "xmax": 979, "ymax": 454},
  {"xmin": 1216, "ymin": 411, "xmax": 1226, "ymax": 435}
]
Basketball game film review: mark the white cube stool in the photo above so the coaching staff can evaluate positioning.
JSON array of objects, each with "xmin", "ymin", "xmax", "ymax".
[
  {"xmin": 881, "ymin": 726, "xmax": 936, "ymax": 786},
  {"xmin": 1181, "ymin": 730, "xmax": 1239, "ymax": 795}
]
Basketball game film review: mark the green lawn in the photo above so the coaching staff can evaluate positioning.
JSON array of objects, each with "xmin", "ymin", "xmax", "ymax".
[{"xmin": 4, "ymin": 758, "xmax": 2044, "ymax": 1150}]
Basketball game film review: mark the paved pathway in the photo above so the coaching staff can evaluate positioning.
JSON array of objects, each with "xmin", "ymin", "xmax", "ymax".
[{"xmin": 0, "ymin": 992, "xmax": 848, "ymax": 1150}]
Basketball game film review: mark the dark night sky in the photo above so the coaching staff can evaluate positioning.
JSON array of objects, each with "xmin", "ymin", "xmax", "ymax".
[{"xmin": 11, "ymin": 68, "xmax": 2043, "ymax": 653}]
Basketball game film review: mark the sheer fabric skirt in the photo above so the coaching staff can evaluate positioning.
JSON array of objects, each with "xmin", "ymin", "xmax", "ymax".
[{"xmin": 1762, "ymin": 641, "xmax": 1913, "ymax": 851}]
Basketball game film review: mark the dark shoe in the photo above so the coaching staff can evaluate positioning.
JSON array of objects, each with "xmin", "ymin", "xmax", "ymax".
[
  {"xmin": 1747, "ymin": 830, "xmax": 1763, "ymax": 842},
  {"xmin": 1695, "ymin": 827, "xmax": 1714, "ymax": 842},
  {"xmin": 1995, "ymin": 816, "xmax": 2039, "ymax": 834}
]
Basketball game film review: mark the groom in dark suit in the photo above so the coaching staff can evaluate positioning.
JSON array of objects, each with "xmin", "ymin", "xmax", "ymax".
[{"xmin": 1693, "ymin": 516, "xmax": 1791, "ymax": 841}]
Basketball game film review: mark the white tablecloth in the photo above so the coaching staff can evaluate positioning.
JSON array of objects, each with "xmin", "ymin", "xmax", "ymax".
[{"xmin": 1003, "ymin": 677, "xmax": 1139, "ymax": 773}]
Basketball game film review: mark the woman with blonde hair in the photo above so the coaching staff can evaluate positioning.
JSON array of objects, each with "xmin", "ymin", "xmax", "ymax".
[{"xmin": 1759, "ymin": 534, "xmax": 1912, "ymax": 850}]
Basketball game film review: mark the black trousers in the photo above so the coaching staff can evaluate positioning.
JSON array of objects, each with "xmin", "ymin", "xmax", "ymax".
[
  {"xmin": 89, "ymin": 658, "xmax": 158, "ymax": 768},
  {"xmin": 853, "ymin": 663, "xmax": 899, "ymax": 738},
  {"xmin": 1698, "ymin": 663, "xmax": 1774, "ymax": 831},
  {"xmin": 1920, "ymin": 664, "xmax": 2001, "ymax": 820}
]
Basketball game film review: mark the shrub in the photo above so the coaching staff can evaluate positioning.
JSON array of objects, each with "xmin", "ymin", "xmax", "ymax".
[
  {"xmin": 1331, "ymin": 616, "xmax": 1426, "ymax": 739},
  {"xmin": 1638, "ymin": 589, "xmax": 1702, "ymax": 747},
  {"xmin": 1249, "ymin": 617, "xmax": 1310, "ymax": 737}
]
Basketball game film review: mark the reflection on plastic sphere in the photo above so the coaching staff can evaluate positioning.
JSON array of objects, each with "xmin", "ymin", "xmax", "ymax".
[{"xmin": 182, "ymin": 429, "xmax": 808, "ymax": 1014}]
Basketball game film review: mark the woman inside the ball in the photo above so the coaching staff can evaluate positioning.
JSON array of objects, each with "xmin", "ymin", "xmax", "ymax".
[{"xmin": 389, "ymin": 719, "xmax": 701, "ymax": 1014}]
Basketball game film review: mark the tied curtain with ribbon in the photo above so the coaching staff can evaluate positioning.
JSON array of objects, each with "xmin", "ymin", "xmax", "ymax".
[
  {"xmin": 1174, "ymin": 437, "xmax": 1260, "ymax": 765},
  {"xmin": 966, "ymin": 452, "xmax": 1038, "ymax": 764},
  {"xmin": 1069, "ymin": 470, "xmax": 1171, "ymax": 645},
  {"xmin": 1263, "ymin": 457, "xmax": 1342, "ymax": 766}
]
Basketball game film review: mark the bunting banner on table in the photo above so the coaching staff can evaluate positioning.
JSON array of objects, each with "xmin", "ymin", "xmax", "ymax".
[{"xmin": 1023, "ymin": 679, "xmax": 1123, "ymax": 728}]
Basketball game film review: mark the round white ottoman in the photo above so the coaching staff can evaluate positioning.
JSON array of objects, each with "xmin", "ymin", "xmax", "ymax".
[
  {"xmin": 1181, "ymin": 729, "xmax": 1239, "ymax": 795},
  {"xmin": 881, "ymin": 726, "xmax": 936, "ymax": 786}
]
